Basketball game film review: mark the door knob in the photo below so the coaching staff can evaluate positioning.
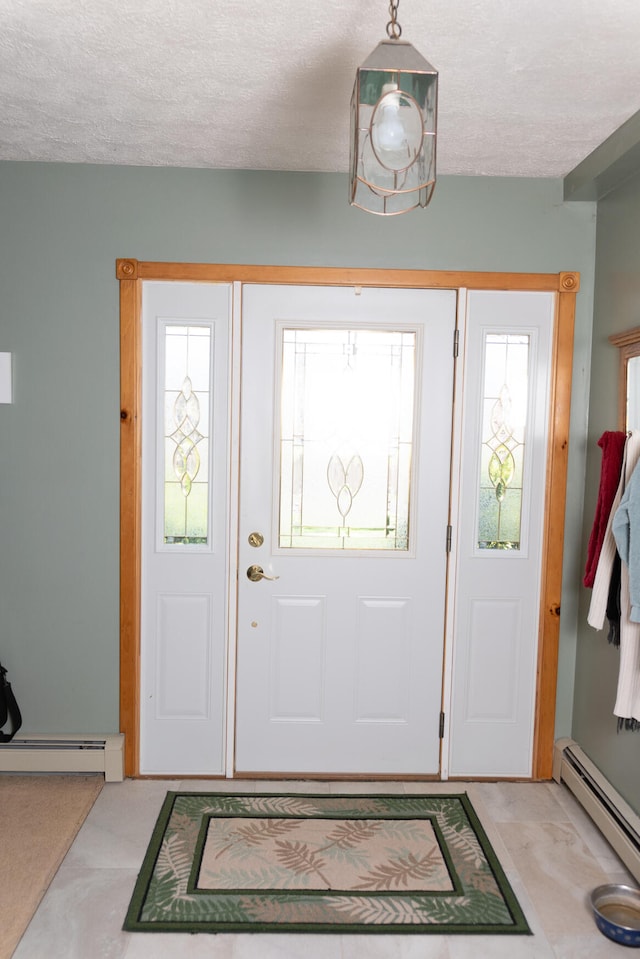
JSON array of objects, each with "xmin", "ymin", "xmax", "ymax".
[{"xmin": 246, "ymin": 564, "xmax": 279, "ymax": 582}]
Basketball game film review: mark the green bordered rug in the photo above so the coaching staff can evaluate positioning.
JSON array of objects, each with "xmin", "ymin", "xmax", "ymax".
[{"xmin": 123, "ymin": 791, "xmax": 531, "ymax": 936}]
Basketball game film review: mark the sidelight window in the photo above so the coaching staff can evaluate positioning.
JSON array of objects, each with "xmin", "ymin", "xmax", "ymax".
[
  {"xmin": 162, "ymin": 325, "xmax": 212, "ymax": 546},
  {"xmin": 477, "ymin": 333, "xmax": 529, "ymax": 550}
]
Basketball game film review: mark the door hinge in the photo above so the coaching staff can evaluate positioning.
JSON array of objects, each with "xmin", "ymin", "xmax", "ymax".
[
  {"xmin": 453, "ymin": 328, "xmax": 459, "ymax": 358},
  {"xmin": 446, "ymin": 525, "xmax": 452, "ymax": 552},
  {"xmin": 439, "ymin": 711, "xmax": 445, "ymax": 739}
]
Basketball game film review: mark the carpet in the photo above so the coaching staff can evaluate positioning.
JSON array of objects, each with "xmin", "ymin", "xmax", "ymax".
[
  {"xmin": 0, "ymin": 773, "xmax": 104, "ymax": 959},
  {"xmin": 124, "ymin": 791, "xmax": 531, "ymax": 935}
]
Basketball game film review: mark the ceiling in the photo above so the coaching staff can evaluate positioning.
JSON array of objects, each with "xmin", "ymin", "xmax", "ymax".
[{"xmin": 1, "ymin": 0, "xmax": 640, "ymax": 178}]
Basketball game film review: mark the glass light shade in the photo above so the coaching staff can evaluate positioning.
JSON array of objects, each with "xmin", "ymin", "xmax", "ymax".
[{"xmin": 349, "ymin": 40, "xmax": 437, "ymax": 215}]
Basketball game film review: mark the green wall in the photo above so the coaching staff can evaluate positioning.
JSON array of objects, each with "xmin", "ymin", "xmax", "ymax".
[
  {"xmin": 0, "ymin": 162, "xmax": 595, "ymax": 741},
  {"xmin": 573, "ymin": 169, "xmax": 640, "ymax": 812}
]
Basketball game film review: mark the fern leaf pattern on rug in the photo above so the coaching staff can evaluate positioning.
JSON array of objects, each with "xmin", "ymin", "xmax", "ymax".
[
  {"xmin": 123, "ymin": 792, "xmax": 531, "ymax": 935},
  {"xmin": 199, "ymin": 815, "xmax": 451, "ymax": 892}
]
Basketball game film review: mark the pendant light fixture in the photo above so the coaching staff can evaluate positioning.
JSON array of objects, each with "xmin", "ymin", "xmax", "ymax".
[{"xmin": 349, "ymin": 1, "xmax": 438, "ymax": 215}]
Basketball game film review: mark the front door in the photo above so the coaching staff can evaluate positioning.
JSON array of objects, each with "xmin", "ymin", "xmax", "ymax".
[{"xmin": 234, "ymin": 284, "xmax": 457, "ymax": 775}]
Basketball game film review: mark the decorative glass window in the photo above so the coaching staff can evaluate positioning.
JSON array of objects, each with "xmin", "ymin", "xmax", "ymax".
[
  {"xmin": 477, "ymin": 333, "xmax": 530, "ymax": 550},
  {"xmin": 279, "ymin": 326, "xmax": 417, "ymax": 551},
  {"xmin": 163, "ymin": 325, "xmax": 212, "ymax": 545}
]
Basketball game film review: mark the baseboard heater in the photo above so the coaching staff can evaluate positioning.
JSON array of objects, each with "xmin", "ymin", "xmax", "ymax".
[
  {"xmin": 0, "ymin": 733, "xmax": 124, "ymax": 782},
  {"xmin": 553, "ymin": 737, "xmax": 640, "ymax": 883}
]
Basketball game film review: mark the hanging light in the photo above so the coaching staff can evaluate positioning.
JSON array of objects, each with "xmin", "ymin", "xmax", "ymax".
[{"xmin": 349, "ymin": 0, "xmax": 438, "ymax": 215}]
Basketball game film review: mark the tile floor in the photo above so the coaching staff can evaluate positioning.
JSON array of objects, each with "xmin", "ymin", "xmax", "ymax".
[{"xmin": 12, "ymin": 778, "xmax": 636, "ymax": 958}]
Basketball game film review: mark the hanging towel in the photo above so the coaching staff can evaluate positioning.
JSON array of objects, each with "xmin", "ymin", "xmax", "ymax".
[
  {"xmin": 584, "ymin": 430, "xmax": 627, "ymax": 587},
  {"xmin": 588, "ymin": 431, "xmax": 640, "ymax": 630}
]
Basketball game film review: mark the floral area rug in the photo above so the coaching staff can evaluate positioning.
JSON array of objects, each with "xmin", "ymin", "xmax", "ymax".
[{"xmin": 124, "ymin": 791, "xmax": 531, "ymax": 935}]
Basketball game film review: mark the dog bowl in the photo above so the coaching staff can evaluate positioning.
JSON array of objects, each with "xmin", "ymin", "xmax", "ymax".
[{"xmin": 590, "ymin": 884, "xmax": 640, "ymax": 947}]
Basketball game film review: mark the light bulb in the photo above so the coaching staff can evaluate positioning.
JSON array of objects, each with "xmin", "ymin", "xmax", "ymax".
[
  {"xmin": 371, "ymin": 83, "xmax": 423, "ymax": 173},
  {"xmin": 375, "ymin": 96, "xmax": 406, "ymax": 153}
]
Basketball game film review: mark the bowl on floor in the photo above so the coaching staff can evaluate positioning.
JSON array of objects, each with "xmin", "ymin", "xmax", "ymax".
[{"xmin": 590, "ymin": 883, "xmax": 640, "ymax": 947}]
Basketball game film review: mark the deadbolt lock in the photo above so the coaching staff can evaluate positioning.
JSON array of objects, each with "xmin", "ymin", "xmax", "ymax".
[{"xmin": 248, "ymin": 531, "xmax": 264, "ymax": 548}]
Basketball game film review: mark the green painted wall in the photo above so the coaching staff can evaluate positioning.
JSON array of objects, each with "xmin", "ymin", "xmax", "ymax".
[
  {"xmin": 0, "ymin": 162, "xmax": 595, "ymax": 742},
  {"xmin": 573, "ymin": 169, "xmax": 640, "ymax": 813}
]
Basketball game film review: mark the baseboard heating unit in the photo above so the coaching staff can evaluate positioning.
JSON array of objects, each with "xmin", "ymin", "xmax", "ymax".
[
  {"xmin": 0, "ymin": 733, "xmax": 124, "ymax": 782},
  {"xmin": 553, "ymin": 737, "xmax": 640, "ymax": 883}
]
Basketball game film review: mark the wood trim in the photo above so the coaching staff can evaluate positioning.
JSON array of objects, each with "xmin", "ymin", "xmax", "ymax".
[
  {"xmin": 119, "ymin": 275, "xmax": 142, "ymax": 777},
  {"xmin": 532, "ymin": 285, "xmax": 576, "ymax": 780},
  {"xmin": 117, "ymin": 259, "xmax": 576, "ymax": 293},
  {"xmin": 609, "ymin": 327, "xmax": 640, "ymax": 431},
  {"xmin": 118, "ymin": 261, "xmax": 578, "ymax": 779},
  {"xmin": 609, "ymin": 325, "xmax": 640, "ymax": 349}
]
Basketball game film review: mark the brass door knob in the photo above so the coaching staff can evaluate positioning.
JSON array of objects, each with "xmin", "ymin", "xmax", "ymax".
[{"xmin": 246, "ymin": 564, "xmax": 279, "ymax": 582}]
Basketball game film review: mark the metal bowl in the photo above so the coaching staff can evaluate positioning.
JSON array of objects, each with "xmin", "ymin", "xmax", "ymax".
[{"xmin": 590, "ymin": 884, "xmax": 640, "ymax": 947}]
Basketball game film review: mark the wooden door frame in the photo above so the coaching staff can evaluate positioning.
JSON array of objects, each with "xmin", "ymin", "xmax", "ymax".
[{"xmin": 117, "ymin": 259, "xmax": 579, "ymax": 779}]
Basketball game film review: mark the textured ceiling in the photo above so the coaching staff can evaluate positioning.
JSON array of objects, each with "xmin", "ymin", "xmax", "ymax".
[{"xmin": 1, "ymin": 0, "xmax": 640, "ymax": 178}]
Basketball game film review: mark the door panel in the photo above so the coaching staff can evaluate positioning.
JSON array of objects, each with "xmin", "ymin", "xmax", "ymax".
[
  {"xmin": 140, "ymin": 281, "xmax": 231, "ymax": 775},
  {"xmin": 448, "ymin": 290, "xmax": 555, "ymax": 777},
  {"xmin": 235, "ymin": 285, "xmax": 457, "ymax": 775},
  {"xmin": 356, "ymin": 598, "xmax": 411, "ymax": 721}
]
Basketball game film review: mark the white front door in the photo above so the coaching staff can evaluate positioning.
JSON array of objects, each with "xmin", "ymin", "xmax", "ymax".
[{"xmin": 235, "ymin": 285, "xmax": 457, "ymax": 775}]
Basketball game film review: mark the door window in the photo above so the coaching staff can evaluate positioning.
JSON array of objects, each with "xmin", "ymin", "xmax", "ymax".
[
  {"xmin": 162, "ymin": 324, "xmax": 213, "ymax": 547},
  {"xmin": 278, "ymin": 326, "xmax": 417, "ymax": 551},
  {"xmin": 477, "ymin": 333, "xmax": 530, "ymax": 551}
]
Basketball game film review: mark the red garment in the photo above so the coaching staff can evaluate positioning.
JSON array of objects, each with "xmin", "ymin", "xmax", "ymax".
[{"xmin": 584, "ymin": 431, "xmax": 627, "ymax": 587}]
